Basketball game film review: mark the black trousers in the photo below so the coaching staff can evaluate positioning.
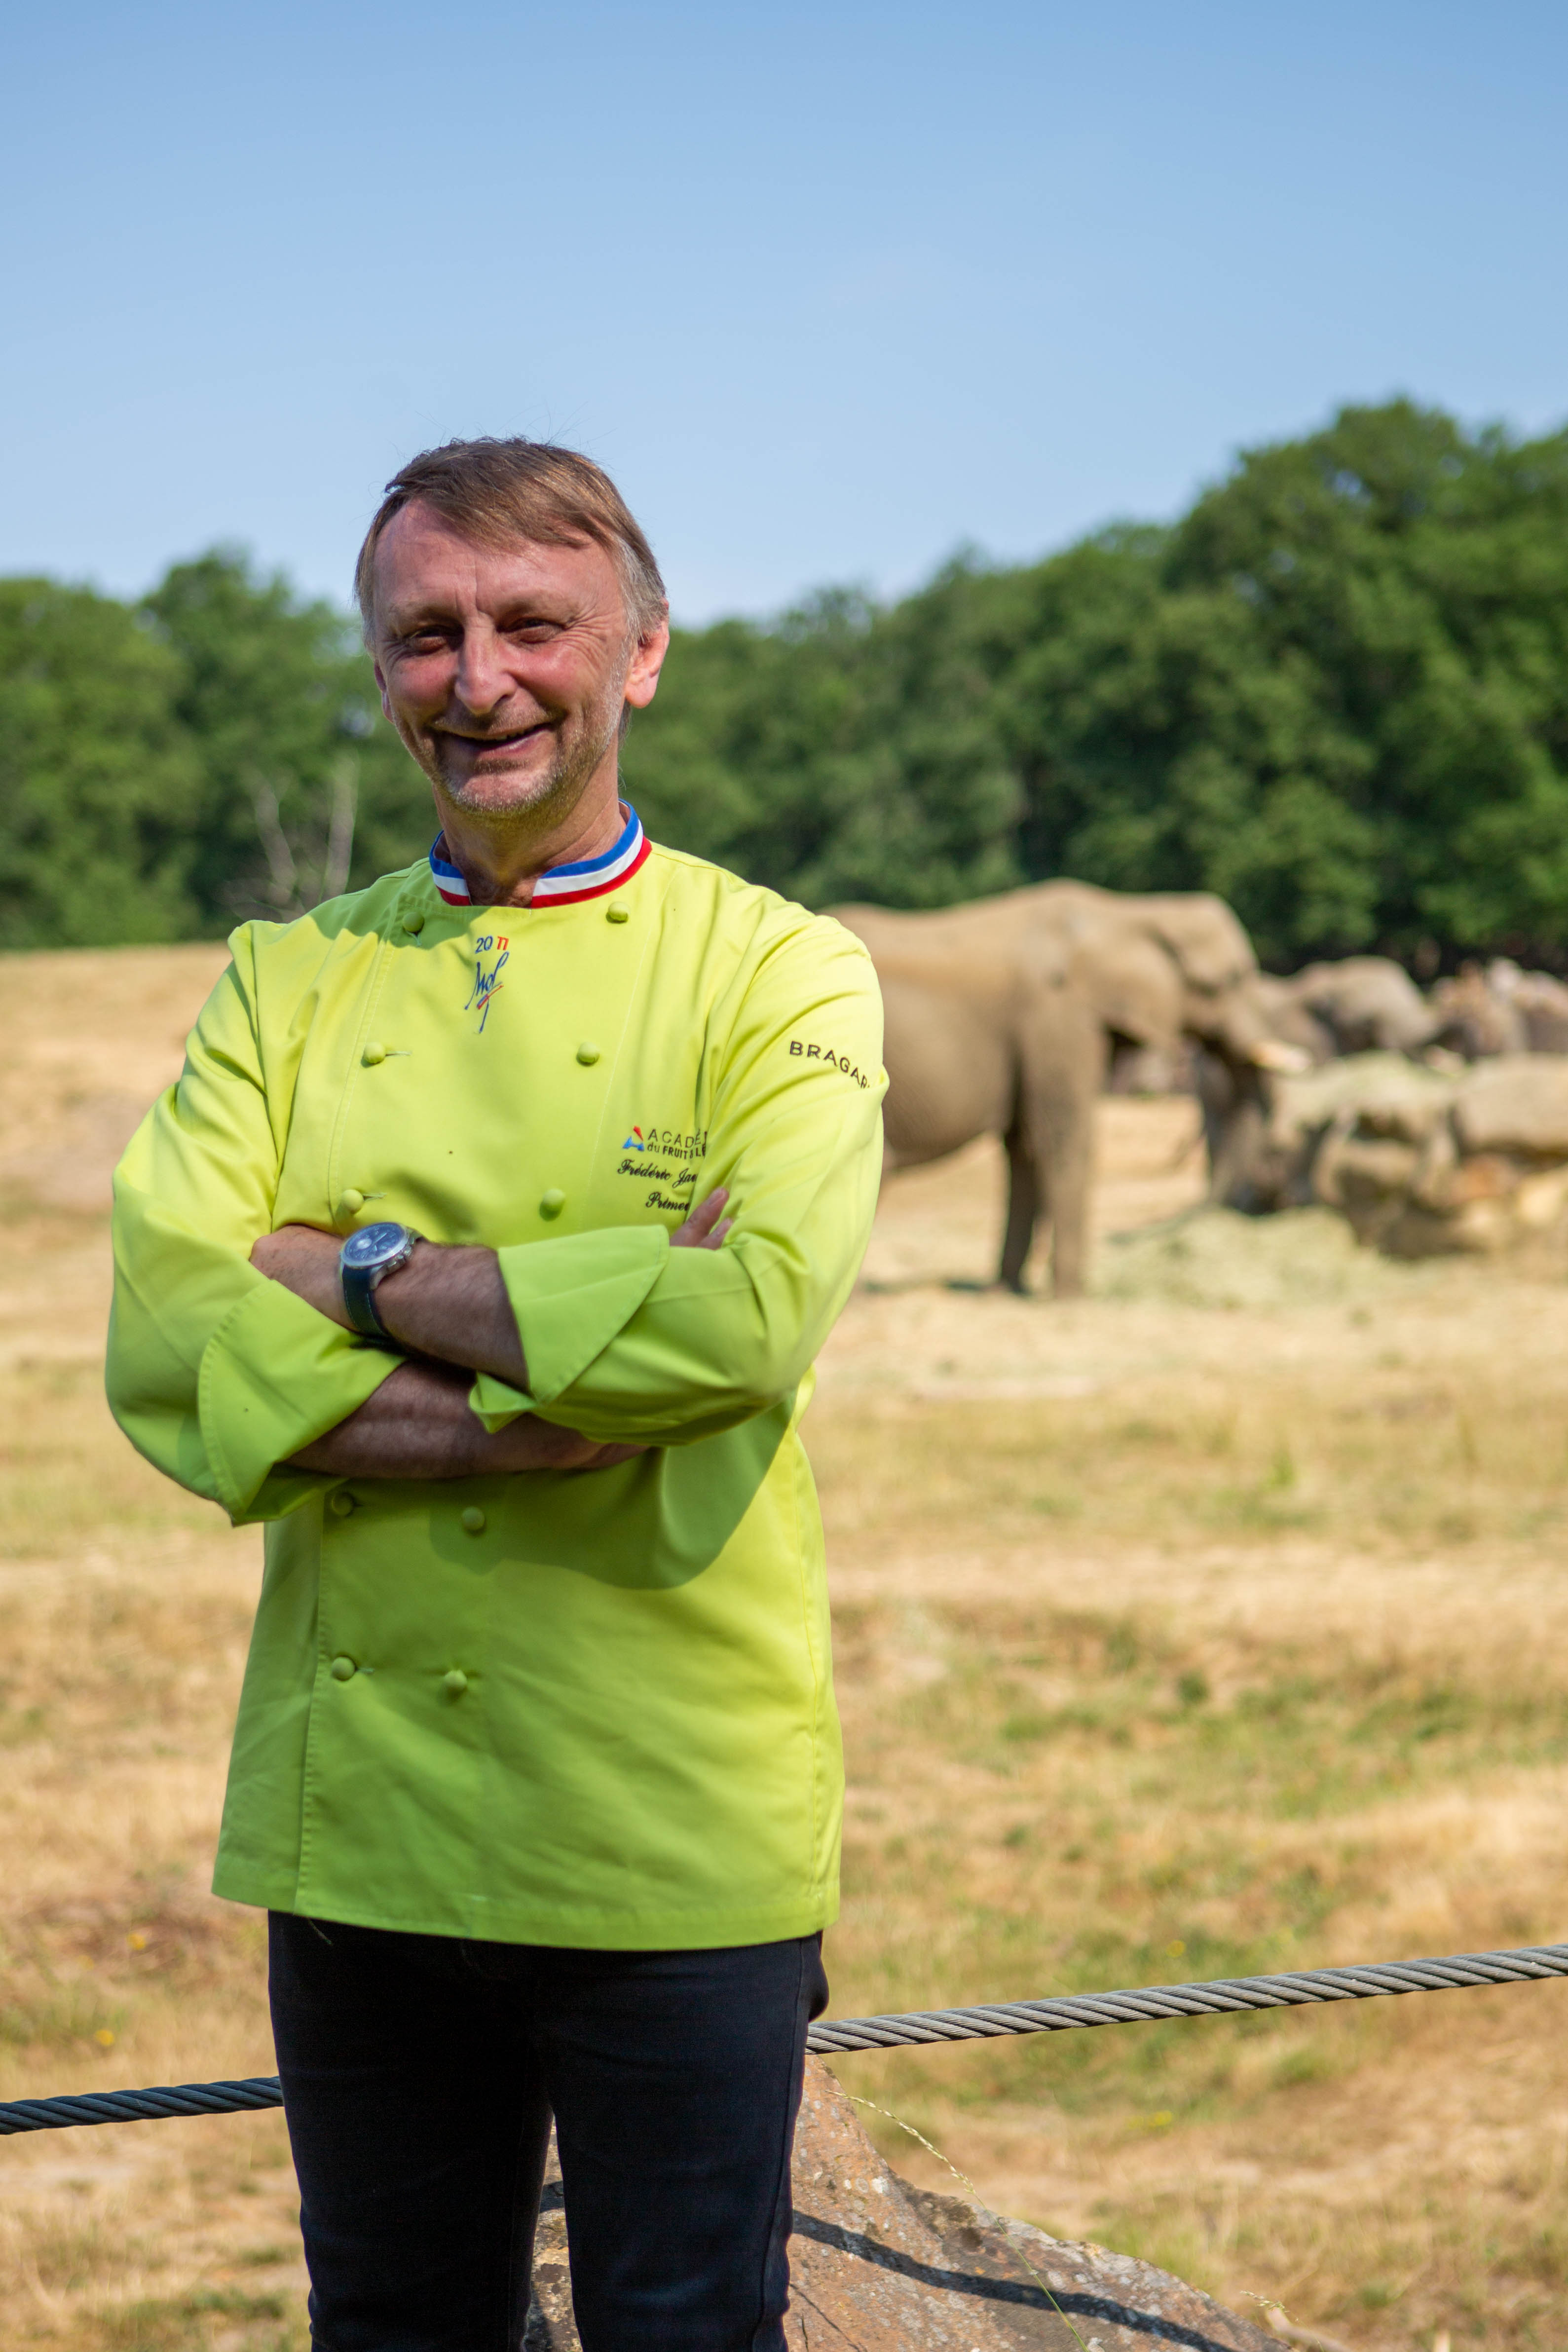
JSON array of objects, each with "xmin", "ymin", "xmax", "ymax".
[{"xmin": 268, "ymin": 1913, "xmax": 829, "ymax": 2352}]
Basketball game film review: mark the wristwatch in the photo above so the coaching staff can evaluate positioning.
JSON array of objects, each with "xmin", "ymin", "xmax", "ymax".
[{"xmin": 338, "ymin": 1221, "xmax": 422, "ymax": 1339}]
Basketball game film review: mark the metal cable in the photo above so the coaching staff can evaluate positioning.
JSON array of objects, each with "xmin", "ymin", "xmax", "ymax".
[
  {"xmin": 804, "ymin": 1941, "xmax": 1568, "ymax": 2053},
  {"xmin": 5, "ymin": 1942, "xmax": 1568, "ymax": 2134},
  {"xmin": 0, "ymin": 2076, "xmax": 284, "ymax": 2135}
]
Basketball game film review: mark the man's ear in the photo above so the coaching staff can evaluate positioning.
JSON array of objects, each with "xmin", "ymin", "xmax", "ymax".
[
  {"xmin": 624, "ymin": 613, "xmax": 671, "ymax": 713},
  {"xmin": 372, "ymin": 658, "xmax": 393, "ymax": 723}
]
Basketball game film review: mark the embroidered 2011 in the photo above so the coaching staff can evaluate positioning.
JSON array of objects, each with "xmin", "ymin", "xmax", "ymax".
[{"xmin": 466, "ymin": 934, "xmax": 510, "ymax": 1033}]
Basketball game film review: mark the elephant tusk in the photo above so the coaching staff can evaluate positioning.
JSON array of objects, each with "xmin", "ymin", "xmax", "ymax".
[{"xmin": 1249, "ymin": 1039, "xmax": 1313, "ymax": 1074}]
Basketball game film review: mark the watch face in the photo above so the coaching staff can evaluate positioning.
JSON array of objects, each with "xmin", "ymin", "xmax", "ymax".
[{"xmin": 341, "ymin": 1222, "xmax": 409, "ymax": 1270}]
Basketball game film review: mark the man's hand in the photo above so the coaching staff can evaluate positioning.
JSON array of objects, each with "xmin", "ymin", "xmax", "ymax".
[
  {"xmin": 250, "ymin": 1224, "xmax": 344, "ymax": 1322},
  {"xmin": 250, "ymin": 1226, "xmax": 527, "ymax": 1383},
  {"xmin": 285, "ymin": 1360, "xmax": 647, "ymax": 1480},
  {"xmin": 671, "ymin": 1189, "xmax": 732, "ymax": 1249},
  {"xmin": 251, "ymin": 1190, "xmax": 734, "ymax": 1367},
  {"xmin": 256, "ymin": 1192, "xmax": 734, "ymax": 1481}
]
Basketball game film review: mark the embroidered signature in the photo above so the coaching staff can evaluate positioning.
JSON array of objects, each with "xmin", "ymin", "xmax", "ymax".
[{"xmin": 466, "ymin": 933, "xmax": 510, "ymax": 1033}]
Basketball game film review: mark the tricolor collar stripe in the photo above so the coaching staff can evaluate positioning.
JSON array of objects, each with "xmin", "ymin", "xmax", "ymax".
[
  {"xmin": 428, "ymin": 806, "xmax": 646, "ymax": 910},
  {"xmin": 531, "ymin": 829, "xmax": 650, "ymax": 904},
  {"xmin": 429, "ymin": 846, "xmax": 471, "ymax": 905},
  {"xmin": 534, "ymin": 805, "xmax": 642, "ymax": 887}
]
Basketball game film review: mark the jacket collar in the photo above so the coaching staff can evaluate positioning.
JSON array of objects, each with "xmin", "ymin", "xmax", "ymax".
[{"xmin": 429, "ymin": 804, "xmax": 649, "ymax": 910}]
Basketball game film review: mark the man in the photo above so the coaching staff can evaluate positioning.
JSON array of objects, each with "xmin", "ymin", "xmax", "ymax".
[{"xmin": 107, "ymin": 437, "xmax": 885, "ymax": 2352}]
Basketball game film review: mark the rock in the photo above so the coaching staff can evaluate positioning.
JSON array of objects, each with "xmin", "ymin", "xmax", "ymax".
[
  {"xmin": 524, "ymin": 2057, "xmax": 1289, "ymax": 2351},
  {"xmin": 1211, "ymin": 1052, "xmax": 1568, "ymax": 1256},
  {"xmin": 1238, "ymin": 1053, "xmax": 1456, "ymax": 1217},
  {"xmin": 1451, "ymin": 1054, "xmax": 1568, "ymax": 1157}
]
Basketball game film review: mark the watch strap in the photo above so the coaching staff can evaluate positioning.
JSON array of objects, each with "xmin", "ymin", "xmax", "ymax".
[
  {"xmin": 338, "ymin": 1225, "xmax": 420, "ymax": 1340},
  {"xmin": 341, "ymin": 1256, "xmax": 392, "ymax": 1338}
]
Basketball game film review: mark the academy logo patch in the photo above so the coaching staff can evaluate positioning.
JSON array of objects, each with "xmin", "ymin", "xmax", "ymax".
[{"xmin": 618, "ymin": 1124, "xmax": 708, "ymax": 1160}]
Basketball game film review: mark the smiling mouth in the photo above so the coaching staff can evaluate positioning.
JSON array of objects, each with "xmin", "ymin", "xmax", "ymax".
[{"xmin": 444, "ymin": 723, "xmax": 549, "ymax": 758}]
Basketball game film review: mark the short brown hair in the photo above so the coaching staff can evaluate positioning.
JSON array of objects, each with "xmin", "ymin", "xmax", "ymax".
[{"xmin": 355, "ymin": 437, "xmax": 667, "ymax": 638}]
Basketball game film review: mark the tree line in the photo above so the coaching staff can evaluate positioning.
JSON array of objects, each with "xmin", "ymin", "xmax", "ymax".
[{"xmin": 6, "ymin": 399, "xmax": 1568, "ymax": 970}]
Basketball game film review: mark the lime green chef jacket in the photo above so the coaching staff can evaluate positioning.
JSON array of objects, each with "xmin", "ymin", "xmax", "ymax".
[{"xmin": 106, "ymin": 834, "xmax": 885, "ymax": 1948}]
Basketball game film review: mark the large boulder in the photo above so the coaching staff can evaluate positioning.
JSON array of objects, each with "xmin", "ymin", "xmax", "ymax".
[
  {"xmin": 524, "ymin": 2057, "xmax": 1288, "ymax": 2350},
  {"xmin": 1452, "ymin": 1055, "xmax": 1568, "ymax": 1157},
  {"xmin": 1226, "ymin": 1052, "xmax": 1456, "ymax": 1218},
  {"xmin": 1226, "ymin": 1052, "xmax": 1568, "ymax": 1255}
]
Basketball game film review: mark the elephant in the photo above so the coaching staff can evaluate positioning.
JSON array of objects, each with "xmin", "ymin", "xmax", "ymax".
[
  {"xmin": 1267, "ymin": 956, "xmax": 1438, "ymax": 1058},
  {"xmin": 832, "ymin": 881, "xmax": 1297, "ymax": 1297},
  {"xmin": 1429, "ymin": 964, "xmax": 1530, "ymax": 1060},
  {"xmin": 1493, "ymin": 962, "xmax": 1568, "ymax": 1054},
  {"xmin": 1197, "ymin": 956, "xmax": 1440, "ymax": 1209},
  {"xmin": 1495, "ymin": 964, "xmax": 1568, "ymax": 1058},
  {"xmin": 1434, "ymin": 959, "xmax": 1568, "ymax": 1057}
]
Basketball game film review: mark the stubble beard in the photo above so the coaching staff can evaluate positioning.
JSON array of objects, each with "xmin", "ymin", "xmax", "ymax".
[{"xmin": 427, "ymin": 677, "xmax": 626, "ymax": 842}]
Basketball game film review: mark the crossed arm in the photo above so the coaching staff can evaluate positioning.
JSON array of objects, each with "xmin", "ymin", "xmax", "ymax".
[{"xmin": 251, "ymin": 1192, "xmax": 732, "ymax": 1480}]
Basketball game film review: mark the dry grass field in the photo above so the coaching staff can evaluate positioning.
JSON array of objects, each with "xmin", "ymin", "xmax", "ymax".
[{"xmin": 5, "ymin": 944, "xmax": 1568, "ymax": 2352}]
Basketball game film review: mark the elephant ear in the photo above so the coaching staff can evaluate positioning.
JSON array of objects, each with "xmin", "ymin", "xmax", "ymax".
[
  {"xmin": 1068, "ymin": 925, "xmax": 1183, "ymax": 1048},
  {"xmin": 1142, "ymin": 895, "xmax": 1257, "ymax": 994}
]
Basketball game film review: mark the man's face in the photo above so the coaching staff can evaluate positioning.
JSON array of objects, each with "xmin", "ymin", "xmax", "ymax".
[{"xmin": 370, "ymin": 501, "xmax": 668, "ymax": 829}]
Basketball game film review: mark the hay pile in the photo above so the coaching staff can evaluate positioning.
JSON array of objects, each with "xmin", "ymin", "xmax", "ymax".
[{"xmin": 1096, "ymin": 1204, "xmax": 1403, "ymax": 1308}]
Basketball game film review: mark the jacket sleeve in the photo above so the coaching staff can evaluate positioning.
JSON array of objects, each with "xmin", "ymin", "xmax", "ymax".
[
  {"xmin": 469, "ymin": 916, "xmax": 885, "ymax": 1443},
  {"xmin": 105, "ymin": 931, "xmax": 402, "ymax": 1524}
]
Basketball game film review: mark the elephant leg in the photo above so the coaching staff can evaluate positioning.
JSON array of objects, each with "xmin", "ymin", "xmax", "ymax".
[
  {"xmin": 998, "ymin": 1121, "xmax": 1038, "ymax": 1293},
  {"xmin": 1193, "ymin": 1046, "xmax": 1232, "ymax": 1178},
  {"xmin": 1203, "ymin": 1059, "xmax": 1267, "ymax": 1207},
  {"xmin": 1209, "ymin": 1098, "xmax": 1266, "ymax": 1208},
  {"xmin": 1040, "ymin": 1114, "xmax": 1093, "ymax": 1299},
  {"xmin": 1024, "ymin": 1021, "xmax": 1103, "ymax": 1302}
]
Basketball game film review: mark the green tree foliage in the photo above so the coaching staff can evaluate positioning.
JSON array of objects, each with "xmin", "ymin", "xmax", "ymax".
[
  {"xmin": 631, "ymin": 400, "xmax": 1568, "ymax": 962},
  {"xmin": 626, "ymin": 573, "xmax": 1021, "ymax": 909},
  {"xmin": 142, "ymin": 551, "xmax": 426, "ymax": 928},
  {"xmin": 5, "ymin": 401, "xmax": 1568, "ymax": 964},
  {"xmin": 994, "ymin": 401, "xmax": 1568, "ymax": 964},
  {"xmin": 0, "ymin": 579, "xmax": 203, "ymax": 948},
  {"xmin": 0, "ymin": 553, "xmax": 429, "ymax": 953}
]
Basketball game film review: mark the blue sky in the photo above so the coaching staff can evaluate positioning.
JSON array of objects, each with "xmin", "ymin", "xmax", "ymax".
[{"xmin": 6, "ymin": 2, "xmax": 1566, "ymax": 622}]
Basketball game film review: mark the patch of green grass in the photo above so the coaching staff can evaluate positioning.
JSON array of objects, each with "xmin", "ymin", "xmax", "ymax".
[
  {"xmin": 829, "ymin": 1567, "xmax": 1568, "ymax": 2146},
  {"xmin": 97, "ymin": 2288, "xmax": 301, "ymax": 2352},
  {"xmin": 0, "ymin": 1982, "xmax": 124, "ymax": 2051},
  {"xmin": 872, "ymin": 1605, "xmax": 1568, "ymax": 1826},
  {"xmin": 811, "ymin": 1376, "xmax": 1568, "ymax": 1557}
]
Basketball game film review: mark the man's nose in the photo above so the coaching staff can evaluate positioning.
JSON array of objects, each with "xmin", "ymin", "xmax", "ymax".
[{"xmin": 452, "ymin": 626, "xmax": 512, "ymax": 716}]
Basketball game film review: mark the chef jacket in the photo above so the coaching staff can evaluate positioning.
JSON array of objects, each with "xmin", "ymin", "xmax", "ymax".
[{"xmin": 106, "ymin": 815, "xmax": 885, "ymax": 1949}]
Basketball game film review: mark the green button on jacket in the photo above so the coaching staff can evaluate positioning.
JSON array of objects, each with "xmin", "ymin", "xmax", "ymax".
[{"xmin": 105, "ymin": 842, "xmax": 885, "ymax": 1951}]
